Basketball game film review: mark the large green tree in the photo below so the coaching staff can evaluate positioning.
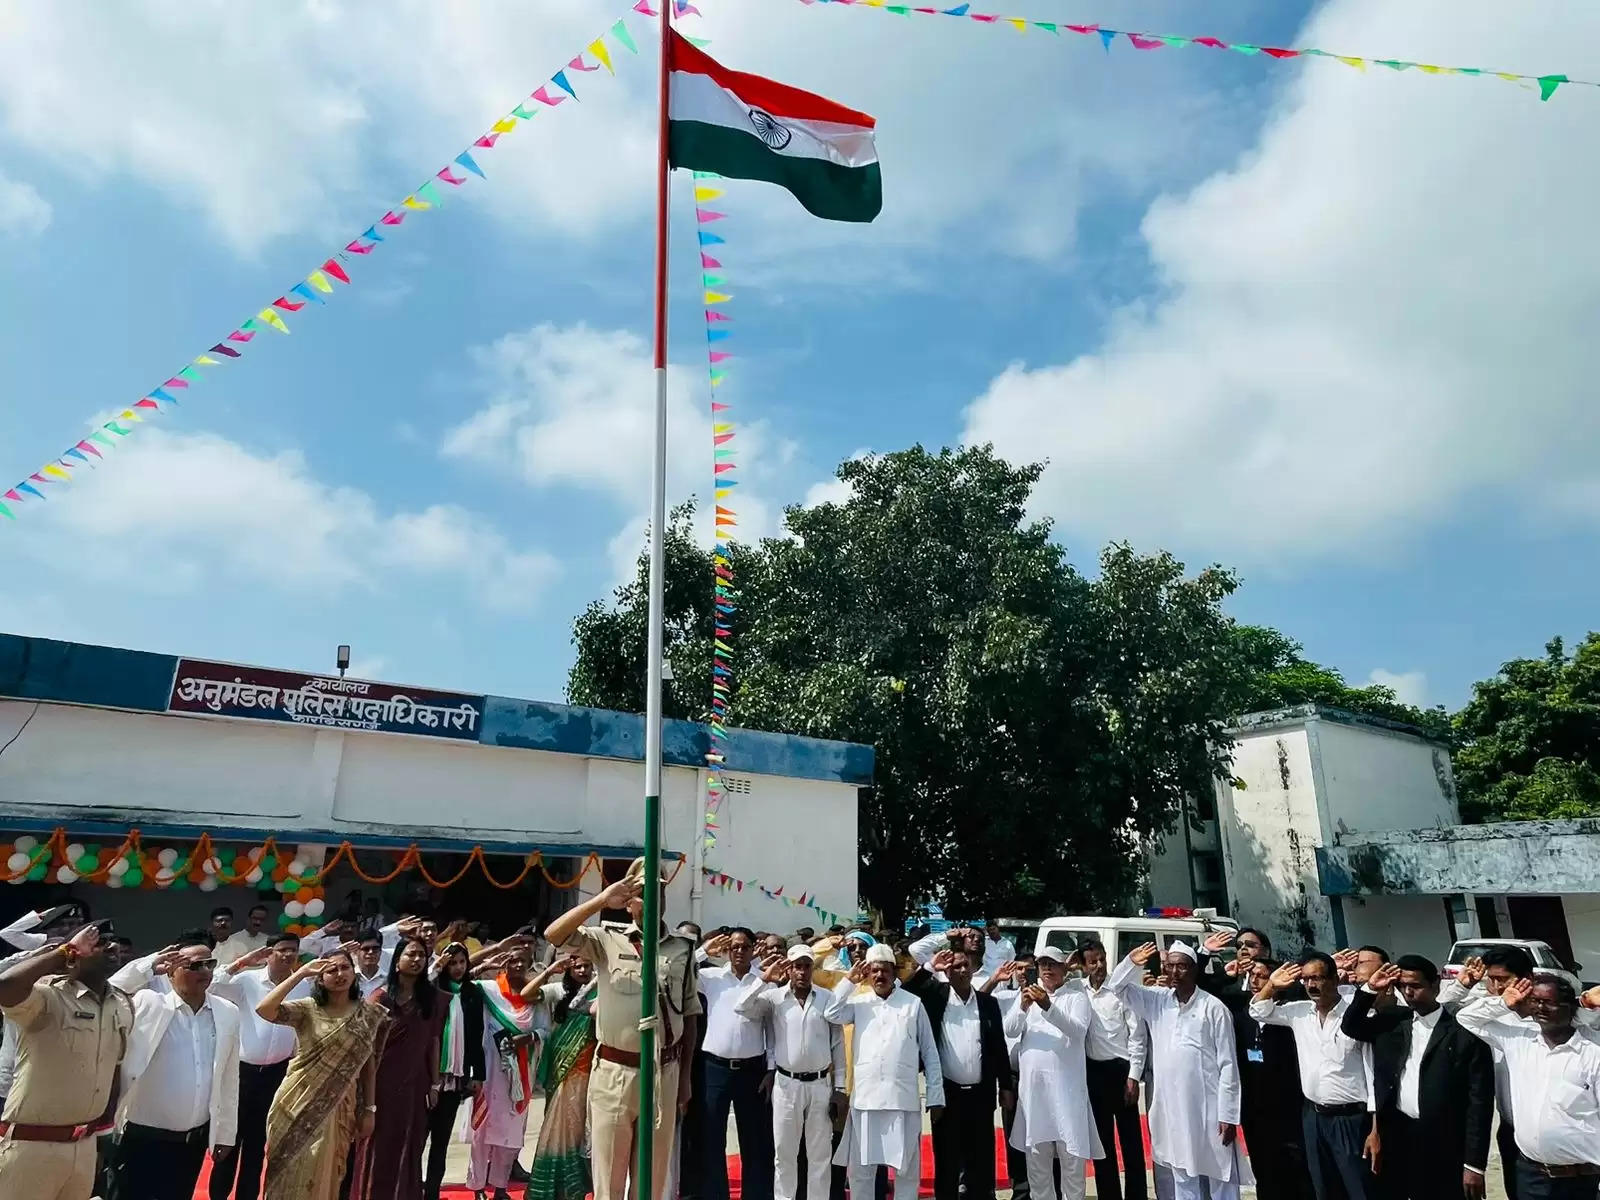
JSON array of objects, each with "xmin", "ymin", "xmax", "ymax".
[
  {"xmin": 570, "ymin": 445, "xmax": 1271, "ymax": 925},
  {"xmin": 1453, "ymin": 634, "xmax": 1600, "ymax": 822}
]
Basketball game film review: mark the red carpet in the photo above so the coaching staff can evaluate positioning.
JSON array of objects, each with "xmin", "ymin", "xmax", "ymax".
[{"xmin": 193, "ymin": 1122, "xmax": 1162, "ymax": 1198}]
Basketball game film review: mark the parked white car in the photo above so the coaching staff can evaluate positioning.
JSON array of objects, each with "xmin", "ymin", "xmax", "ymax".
[
  {"xmin": 1025, "ymin": 908, "xmax": 1241, "ymax": 966},
  {"xmin": 1444, "ymin": 937, "xmax": 1585, "ymax": 994}
]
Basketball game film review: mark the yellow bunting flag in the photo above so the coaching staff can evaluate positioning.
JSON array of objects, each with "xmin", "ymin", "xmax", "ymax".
[
  {"xmin": 589, "ymin": 39, "xmax": 614, "ymax": 74},
  {"xmin": 1007, "ymin": 17, "xmax": 1027, "ymax": 32},
  {"xmin": 1417, "ymin": 64, "xmax": 1445, "ymax": 74},
  {"xmin": 705, "ymin": 291, "xmax": 731, "ymax": 304},
  {"xmin": 695, "ymin": 186, "xmax": 724, "ymax": 202},
  {"xmin": 491, "ymin": 118, "xmax": 518, "ymax": 134},
  {"xmin": 194, "ymin": 354, "xmax": 221, "ymax": 366},
  {"xmin": 307, "ymin": 270, "xmax": 334, "ymax": 293},
  {"xmin": 402, "ymin": 195, "xmax": 430, "ymax": 211},
  {"xmin": 1338, "ymin": 56, "xmax": 1366, "ymax": 70},
  {"xmin": 258, "ymin": 309, "xmax": 290, "ymax": 333},
  {"xmin": 42, "ymin": 464, "xmax": 70, "ymax": 481},
  {"xmin": 119, "ymin": 410, "xmax": 142, "ymax": 422}
]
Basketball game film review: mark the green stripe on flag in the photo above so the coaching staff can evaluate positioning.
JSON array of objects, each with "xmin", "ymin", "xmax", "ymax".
[{"xmin": 668, "ymin": 120, "xmax": 881, "ymax": 223}]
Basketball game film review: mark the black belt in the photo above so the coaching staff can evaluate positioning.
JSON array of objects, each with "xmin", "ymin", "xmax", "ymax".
[
  {"xmin": 943, "ymin": 1080, "xmax": 987, "ymax": 1092},
  {"xmin": 1526, "ymin": 1160, "xmax": 1600, "ymax": 1179},
  {"xmin": 1306, "ymin": 1100, "xmax": 1367, "ymax": 1118},
  {"xmin": 706, "ymin": 1052, "xmax": 766, "ymax": 1070},
  {"xmin": 124, "ymin": 1122, "xmax": 210, "ymax": 1147},
  {"xmin": 777, "ymin": 1067, "xmax": 829, "ymax": 1082},
  {"xmin": 242, "ymin": 1060, "xmax": 288, "ymax": 1072}
]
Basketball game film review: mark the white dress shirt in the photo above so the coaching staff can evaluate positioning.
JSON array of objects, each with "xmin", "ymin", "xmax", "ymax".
[
  {"xmin": 1085, "ymin": 980, "xmax": 1147, "ymax": 1079},
  {"xmin": 1396, "ymin": 1004, "xmax": 1441, "ymax": 1119},
  {"xmin": 824, "ymin": 982, "xmax": 946, "ymax": 1113},
  {"xmin": 0, "ymin": 911, "xmax": 47, "ymax": 953},
  {"xmin": 981, "ymin": 936, "xmax": 1015, "ymax": 978},
  {"xmin": 215, "ymin": 931, "xmax": 270, "ymax": 967},
  {"xmin": 1458, "ymin": 996, "xmax": 1600, "ymax": 1167},
  {"xmin": 735, "ymin": 978, "xmax": 844, "ymax": 1083},
  {"xmin": 700, "ymin": 963, "xmax": 770, "ymax": 1060},
  {"xmin": 209, "ymin": 967, "xmax": 309, "ymax": 1065},
  {"xmin": 938, "ymin": 986, "xmax": 984, "ymax": 1086},
  {"xmin": 1250, "ymin": 995, "xmax": 1375, "ymax": 1109},
  {"xmin": 126, "ymin": 1002, "xmax": 216, "ymax": 1131}
]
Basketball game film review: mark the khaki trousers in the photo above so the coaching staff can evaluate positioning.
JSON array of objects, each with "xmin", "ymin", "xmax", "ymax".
[
  {"xmin": 0, "ymin": 1136, "xmax": 97, "ymax": 1200},
  {"xmin": 590, "ymin": 1055, "xmax": 682, "ymax": 1200}
]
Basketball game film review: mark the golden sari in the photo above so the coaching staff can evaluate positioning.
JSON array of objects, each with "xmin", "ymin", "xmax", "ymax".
[{"xmin": 264, "ymin": 998, "xmax": 389, "ymax": 1200}]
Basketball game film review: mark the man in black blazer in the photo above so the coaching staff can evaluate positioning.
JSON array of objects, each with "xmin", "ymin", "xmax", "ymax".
[
  {"xmin": 903, "ymin": 945, "xmax": 1015, "ymax": 1200},
  {"xmin": 1339, "ymin": 954, "xmax": 1494, "ymax": 1200}
]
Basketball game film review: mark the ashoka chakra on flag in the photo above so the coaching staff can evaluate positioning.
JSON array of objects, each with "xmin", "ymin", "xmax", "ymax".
[{"xmin": 666, "ymin": 31, "xmax": 881, "ymax": 223}]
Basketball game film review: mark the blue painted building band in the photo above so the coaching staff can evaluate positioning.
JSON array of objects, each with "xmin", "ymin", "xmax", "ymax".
[{"xmin": 0, "ymin": 634, "xmax": 873, "ymax": 787}]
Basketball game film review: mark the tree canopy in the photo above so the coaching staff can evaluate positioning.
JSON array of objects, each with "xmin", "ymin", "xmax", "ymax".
[
  {"xmin": 1452, "ymin": 634, "xmax": 1600, "ymax": 822},
  {"xmin": 569, "ymin": 444, "xmax": 1422, "ymax": 924}
]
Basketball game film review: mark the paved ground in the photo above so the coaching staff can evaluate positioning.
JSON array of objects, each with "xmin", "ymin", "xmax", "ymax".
[{"xmin": 438, "ymin": 1100, "xmax": 1513, "ymax": 1198}]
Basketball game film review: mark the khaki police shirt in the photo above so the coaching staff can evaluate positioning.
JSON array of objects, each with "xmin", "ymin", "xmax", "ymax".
[
  {"xmin": 567, "ymin": 925, "xmax": 701, "ymax": 1054},
  {"xmin": 0, "ymin": 974, "xmax": 132, "ymax": 1124}
]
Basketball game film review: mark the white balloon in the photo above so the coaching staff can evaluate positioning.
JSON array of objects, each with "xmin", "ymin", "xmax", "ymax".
[
  {"xmin": 13, "ymin": 836, "xmax": 36, "ymax": 853},
  {"xmin": 5, "ymin": 876, "xmax": 22, "ymax": 885},
  {"xmin": 64, "ymin": 843, "xmax": 85, "ymax": 863},
  {"xmin": 108, "ymin": 857, "xmax": 130, "ymax": 877},
  {"xmin": 107, "ymin": 874, "xmax": 124, "ymax": 889},
  {"xmin": 285, "ymin": 900, "xmax": 305, "ymax": 919},
  {"xmin": 203, "ymin": 857, "xmax": 220, "ymax": 875},
  {"xmin": 157, "ymin": 848, "xmax": 179, "ymax": 868},
  {"xmin": 56, "ymin": 867, "xmax": 78, "ymax": 884},
  {"xmin": 305, "ymin": 898, "xmax": 325, "ymax": 918},
  {"xmin": 288, "ymin": 860, "xmax": 309, "ymax": 878},
  {"xmin": 246, "ymin": 868, "xmax": 264, "ymax": 885},
  {"xmin": 6, "ymin": 853, "xmax": 28, "ymax": 873},
  {"xmin": 156, "ymin": 867, "xmax": 175, "ymax": 883},
  {"xmin": 199, "ymin": 877, "xmax": 219, "ymax": 892}
]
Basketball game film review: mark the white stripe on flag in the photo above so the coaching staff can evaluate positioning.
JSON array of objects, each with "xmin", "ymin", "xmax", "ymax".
[{"xmin": 670, "ymin": 70, "xmax": 879, "ymax": 169}]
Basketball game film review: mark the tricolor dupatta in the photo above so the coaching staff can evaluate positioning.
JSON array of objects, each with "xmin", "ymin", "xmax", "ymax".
[{"xmin": 474, "ymin": 974, "xmax": 536, "ymax": 1121}]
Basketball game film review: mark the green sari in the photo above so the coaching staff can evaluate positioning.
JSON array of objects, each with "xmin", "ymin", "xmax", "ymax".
[{"xmin": 528, "ymin": 983, "xmax": 597, "ymax": 1200}]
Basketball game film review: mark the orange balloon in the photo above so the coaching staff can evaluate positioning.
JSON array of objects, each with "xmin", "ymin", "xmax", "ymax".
[
  {"xmin": 189, "ymin": 869, "xmax": 206, "ymax": 884},
  {"xmin": 295, "ymin": 887, "xmax": 313, "ymax": 903},
  {"xmin": 272, "ymin": 865, "xmax": 290, "ymax": 882}
]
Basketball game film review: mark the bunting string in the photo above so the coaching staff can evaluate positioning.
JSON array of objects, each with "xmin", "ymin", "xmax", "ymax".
[
  {"xmin": 0, "ymin": 4, "xmax": 655, "ymax": 524},
  {"xmin": 797, "ymin": 0, "xmax": 1593, "ymax": 101},
  {"xmin": 703, "ymin": 867, "xmax": 844, "ymax": 927}
]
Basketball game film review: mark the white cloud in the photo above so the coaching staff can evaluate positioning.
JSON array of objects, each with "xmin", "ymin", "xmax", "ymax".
[
  {"xmin": 801, "ymin": 447, "xmax": 873, "ymax": 509},
  {"xmin": 0, "ymin": 172, "xmax": 49, "ymax": 236},
  {"xmin": 442, "ymin": 322, "xmax": 784, "ymax": 565},
  {"xmin": 1366, "ymin": 668, "xmax": 1428, "ymax": 708},
  {"xmin": 0, "ymin": 1, "xmax": 1233, "ymax": 262},
  {"xmin": 6, "ymin": 429, "xmax": 558, "ymax": 612},
  {"xmin": 962, "ymin": 0, "xmax": 1600, "ymax": 563}
]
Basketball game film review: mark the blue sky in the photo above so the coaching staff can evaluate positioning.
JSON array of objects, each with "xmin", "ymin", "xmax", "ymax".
[{"xmin": 1, "ymin": 0, "xmax": 1597, "ymax": 714}]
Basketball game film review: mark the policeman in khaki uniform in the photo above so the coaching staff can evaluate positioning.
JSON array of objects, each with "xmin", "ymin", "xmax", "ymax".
[
  {"xmin": 546, "ymin": 857, "xmax": 701, "ymax": 1200},
  {"xmin": 0, "ymin": 922, "xmax": 133, "ymax": 1200}
]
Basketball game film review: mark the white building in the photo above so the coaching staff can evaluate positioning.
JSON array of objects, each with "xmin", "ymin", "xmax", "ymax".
[{"xmin": 0, "ymin": 633, "xmax": 869, "ymax": 946}]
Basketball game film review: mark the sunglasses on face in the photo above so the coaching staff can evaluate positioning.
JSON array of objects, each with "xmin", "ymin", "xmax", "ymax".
[{"xmin": 180, "ymin": 959, "xmax": 218, "ymax": 972}]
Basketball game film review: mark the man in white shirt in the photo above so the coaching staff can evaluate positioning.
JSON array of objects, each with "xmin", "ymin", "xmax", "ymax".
[
  {"xmin": 205, "ymin": 933, "xmax": 308, "ymax": 1200},
  {"xmin": 214, "ymin": 905, "xmax": 271, "ymax": 967},
  {"xmin": 1004, "ymin": 946, "xmax": 1101, "ymax": 1200},
  {"xmin": 1079, "ymin": 941, "xmax": 1147, "ymax": 1200},
  {"xmin": 981, "ymin": 924, "xmax": 1015, "ymax": 980},
  {"xmin": 1458, "ymin": 974, "xmax": 1600, "ymax": 1200},
  {"xmin": 113, "ymin": 932, "xmax": 241, "ymax": 1200},
  {"xmin": 1110, "ymin": 942, "xmax": 1243, "ymax": 1200},
  {"xmin": 824, "ymin": 943, "xmax": 945, "ymax": 1200},
  {"xmin": 698, "ymin": 927, "xmax": 775, "ymax": 1200},
  {"xmin": 736, "ymin": 944, "xmax": 845, "ymax": 1200},
  {"xmin": 0, "ymin": 903, "xmax": 86, "ymax": 954},
  {"xmin": 1251, "ymin": 951, "xmax": 1378, "ymax": 1200}
]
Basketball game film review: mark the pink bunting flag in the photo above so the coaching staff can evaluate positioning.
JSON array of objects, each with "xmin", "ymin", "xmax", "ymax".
[
  {"xmin": 568, "ymin": 54, "xmax": 600, "ymax": 72},
  {"xmin": 346, "ymin": 239, "xmax": 375, "ymax": 254},
  {"xmin": 531, "ymin": 86, "xmax": 565, "ymax": 106},
  {"xmin": 1192, "ymin": 35, "xmax": 1227, "ymax": 48},
  {"xmin": 475, "ymin": 132, "xmax": 501, "ymax": 148},
  {"xmin": 706, "ymin": 310, "xmax": 732, "ymax": 322},
  {"xmin": 76, "ymin": 441, "xmax": 102, "ymax": 459},
  {"xmin": 163, "ymin": 377, "xmax": 189, "ymax": 389},
  {"xmin": 322, "ymin": 259, "xmax": 351, "ymax": 284},
  {"xmin": 134, "ymin": 398, "xmax": 159, "ymax": 410},
  {"xmin": 228, "ymin": 329, "xmax": 255, "ymax": 343},
  {"xmin": 709, "ymin": 351, "xmax": 733, "ymax": 363},
  {"xmin": 381, "ymin": 210, "xmax": 406, "ymax": 225},
  {"xmin": 634, "ymin": 0, "xmax": 658, "ymax": 14},
  {"xmin": 437, "ymin": 167, "xmax": 466, "ymax": 186},
  {"xmin": 970, "ymin": 13, "xmax": 998, "ymax": 23},
  {"xmin": 697, "ymin": 210, "xmax": 726, "ymax": 223},
  {"xmin": 701, "ymin": 253, "xmax": 722, "ymax": 268},
  {"xmin": 274, "ymin": 296, "xmax": 306, "ymax": 312},
  {"xmin": 1127, "ymin": 33, "xmax": 1165, "ymax": 49}
]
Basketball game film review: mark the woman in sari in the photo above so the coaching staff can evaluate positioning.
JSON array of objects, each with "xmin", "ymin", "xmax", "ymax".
[
  {"xmin": 353, "ymin": 935, "xmax": 442, "ymax": 1200},
  {"xmin": 527, "ymin": 957, "xmax": 598, "ymax": 1200},
  {"xmin": 258, "ymin": 947, "xmax": 388, "ymax": 1200},
  {"xmin": 422, "ymin": 942, "xmax": 486, "ymax": 1200},
  {"xmin": 467, "ymin": 947, "xmax": 565, "ymax": 1200}
]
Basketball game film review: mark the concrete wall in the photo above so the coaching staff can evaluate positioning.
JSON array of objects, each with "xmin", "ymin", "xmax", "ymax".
[
  {"xmin": 1320, "ymin": 818, "xmax": 1600, "ymax": 897},
  {"xmin": 1313, "ymin": 719, "xmax": 1459, "ymax": 837},
  {"xmin": 1214, "ymin": 724, "xmax": 1336, "ymax": 952},
  {"xmin": 1338, "ymin": 893, "xmax": 1456, "ymax": 962}
]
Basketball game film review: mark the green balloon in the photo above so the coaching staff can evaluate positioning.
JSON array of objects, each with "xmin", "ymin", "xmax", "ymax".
[
  {"xmin": 86, "ymin": 844, "xmax": 101, "ymax": 856},
  {"xmin": 124, "ymin": 868, "xmax": 143, "ymax": 886},
  {"xmin": 172, "ymin": 877, "xmax": 190, "ymax": 890},
  {"xmin": 76, "ymin": 855, "xmax": 98, "ymax": 873},
  {"xmin": 278, "ymin": 912, "xmax": 293, "ymax": 929},
  {"xmin": 259, "ymin": 854, "xmax": 277, "ymax": 871},
  {"xmin": 26, "ymin": 864, "xmax": 47, "ymax": 881},
  {"xmin": 219, "ymin": 848, "xmax": 236, "ymax": 865}
]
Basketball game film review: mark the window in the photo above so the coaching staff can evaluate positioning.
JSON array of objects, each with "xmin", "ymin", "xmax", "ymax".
[
  {"xmin": 1194, "ymin": 852, "xmax": 1222, "ymax": 887},
  {"xmin": 1193, "ymin": 788, "xmax": 1216, "ymax": 822},
  {"xmin": 1116, "ymin": 931, "xmax": 1146, "ymax": 964}
]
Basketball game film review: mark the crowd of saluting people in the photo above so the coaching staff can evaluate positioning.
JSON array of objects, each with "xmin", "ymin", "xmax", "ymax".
[{"xmin": 0, "ymin": 862, "xmax": 1597, "ymax": 1200}]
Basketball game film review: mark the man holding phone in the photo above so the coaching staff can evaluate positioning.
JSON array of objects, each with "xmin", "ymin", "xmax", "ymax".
[{"xmin": 0, "ymin": 920, "xmax": 132, "ymax": 1200}]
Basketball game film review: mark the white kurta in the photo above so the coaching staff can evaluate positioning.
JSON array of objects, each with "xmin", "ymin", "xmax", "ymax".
[
  {"xmin": 1003, "ymin": 984, "xmax": 1103, "ymax": 1162},
  {"xmin": 474, "ymin": 981, "xmax": 539, "ymax": 1150},
  {"xmin": 822, "ymin": 981, "xmax": 944, "ymax": 1173},
  {"xmin": 1107, "ymin": 955, "xmax": 1241, "ymax": 1184}
]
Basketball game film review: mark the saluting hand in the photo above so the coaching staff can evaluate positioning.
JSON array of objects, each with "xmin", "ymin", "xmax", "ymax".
[
  {"xmin": 1202, "ymin": 930, "xmax": 1236, "ymax": 955},
  {"xmin": 760, "ymin": 956, "xmax": 788, "ymax": 985},
  {"xmin": 929, "ymin": 949, "xmax": 957, "ymax": 974},
  {"xmin": 1368, "ymin": 963, "xmax": 1402, "ymax": 993},
  {"xmin": 1459, "ymin": 956, "xmax": 1487, "ymax": 987},
  {"xmin": 1501, "ymin": 975, "xmax": 1534, "ymax": 1011},
  {"xmin": 1267, "ymin": 963, "xmax": 1302, "ymax": 991},
  {"xmin": 1129, "ymin": 942, "xmax": 1159, "ymax": 968},
  {"xmin": 234, "ymin": 945, "xmax": 274, "ymax": 970},
  {"xmin": 151, "ymin": 945, "xmax": 184, "ymax": 976}
]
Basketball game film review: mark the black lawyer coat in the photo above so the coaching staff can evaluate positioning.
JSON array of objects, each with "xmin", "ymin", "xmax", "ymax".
[{"xmin": 902, "ymin": 968, "xmax": 1016, "ymax": 1097}]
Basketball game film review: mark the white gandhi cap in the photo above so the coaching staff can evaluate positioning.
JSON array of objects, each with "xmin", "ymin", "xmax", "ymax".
[
  {"xmin": 787, "ymin": 944, "xmax": 814, "ymax": 963},
  {"xmin": 865, "ymin": 943, "xmax": 896, "ymax": 965}
]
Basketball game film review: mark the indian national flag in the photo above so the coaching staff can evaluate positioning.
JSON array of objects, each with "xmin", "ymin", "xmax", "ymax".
[{"xmin": 667, "ymin": 31, "xmax": 882, "ymax": 223}]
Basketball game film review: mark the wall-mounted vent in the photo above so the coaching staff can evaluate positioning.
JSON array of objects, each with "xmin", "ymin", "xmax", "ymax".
[{"xmin": 722, "ymin": 775, "xmax": 753, "ymax": 795}]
